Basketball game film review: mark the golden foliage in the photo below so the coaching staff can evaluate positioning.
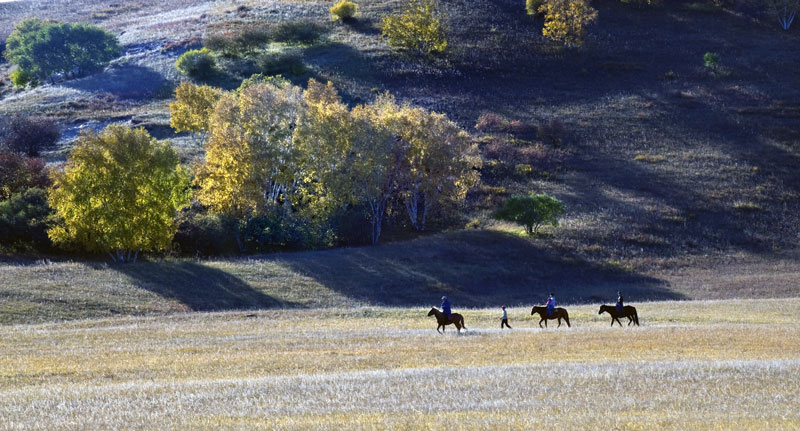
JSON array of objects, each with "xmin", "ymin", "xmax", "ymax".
[
  {"xmin": 539, "ymin": 0, "xmax": 598, "ymax": 47},
  {"xmin": 169, "ymin": 81, "xmax": 223, "ymax": 134},
  {"xmin": 381, "ymin": 0, "xmax": 448, "ymax": 56}
]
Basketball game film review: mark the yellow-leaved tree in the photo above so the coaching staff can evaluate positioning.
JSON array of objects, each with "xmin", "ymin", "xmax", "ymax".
[
  {"xmin": 539, "ymin": 0, "xmax": 598, "ymax": 48},
  {"xmin": 169, "ymin": 81, "xmax": 223, "ymax": 137},
  {"xmin": 194, "ymin": 78, "xmax": 304, "ymax": 221},
  {"xmin": 381, "ymin": 0, "xmax": 448, "ymax": 56},
  {"xmin": 48, "ymin": 125, "xmax": 190, "ymax": 262}
]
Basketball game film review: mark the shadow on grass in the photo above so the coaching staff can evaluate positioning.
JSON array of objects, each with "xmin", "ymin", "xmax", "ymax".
[
  {"xmin": 110, "ymin": 261, "xmax": 289, "ymax": 311},
  {"xmin": 63, "ymin": 64, "xmax": 169, "ymax": 101},
  {"xmin": 275, "ymin": 229, "xmax": 684, "ymax": 307}
]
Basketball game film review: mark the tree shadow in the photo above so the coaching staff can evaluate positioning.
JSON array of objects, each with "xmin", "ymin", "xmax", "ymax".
[
  {"xmin": 62, "ymin": 64, "xmax": 169, "ymax": 101},
  {"xmin": 109, "ymin": 261, "xmax": 291, "ymax": 311},
  {"xmin": 275, "ymin": 229, "xmax": 684, "ymax": 307}
]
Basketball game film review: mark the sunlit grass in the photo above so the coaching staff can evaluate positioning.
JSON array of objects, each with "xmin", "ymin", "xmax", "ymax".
[{"xmin": 1, "ymin": 299, "xmax": 799, "ymax": 429}]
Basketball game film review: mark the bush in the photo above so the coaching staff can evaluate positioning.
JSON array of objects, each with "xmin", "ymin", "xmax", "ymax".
[
  {"xmin": 0, "ymin": 187, "xmax": 54, "ymax": 251},
  {"xmin": 4, "ymin": 18, "xmax": 121, "ymax": 84},
  {"xmin": 537, "ymin": 118, "xmax": 566, "ymax": 146},
  {"xmin": 173, "ymin": 209, "xmax": 240, "ymax": 256},
  {"xmin": 331, "ymin": 0, "xmax": 358, "ymax": 21},
  {"xmin": 0, "ymin": 115, "xmax": 61, "ymax": 156},
  {"xmin": 526, "ymin": 0, "xmax": 546, "ymax": 15},
  {"xmin": 475, "ymin": 112, "xmax": 510, "ymax": 132},
  {"xmin": 0, "ymin": 152, "xmax": 50, "ymax": 200},
  {"xmin": 539, "ymin": 0, "xmax": 598, "ymax": 48},
  {"xmin": 175, "ymin": 48, "xmax": 217, "ymax": 79},
  {"xmin": 381, "ymin": 0, "xmax": 448, "ymax": 56},
  {"xmin": 269, "ymin": 21, "xmax": 326, "ymax": 45},
  {"xmin": 494, "ymin": 192, "xmax": 565, "ymax": 235},
  {"xmin": 9, "ymin": 68, "xmax": 36, "ymax": 88},
  {"xmin": 703, "ymin": 52, "xmax": 721, "ymax": 69},
  {"xmin": 256, "ymin": 51, "xmax": 307, "ymax": 76}
]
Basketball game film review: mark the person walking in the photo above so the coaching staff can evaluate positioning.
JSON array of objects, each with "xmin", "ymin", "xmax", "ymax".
[{"xmin": 500, "ymin": 305, "xmax": 512, "ymax": 329}]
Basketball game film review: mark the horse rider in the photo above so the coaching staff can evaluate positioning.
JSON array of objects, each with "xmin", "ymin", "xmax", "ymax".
[
  {"xmin": 546, "ymin": 293, "xmax": 556, "ymax": 317},
  {"xmin": 616, "ymin": 291, "xmax": 624, "ymax": 315},
  {"xmin": 441, "ymin": 296, "xmax": 452, "ymax": 323}
]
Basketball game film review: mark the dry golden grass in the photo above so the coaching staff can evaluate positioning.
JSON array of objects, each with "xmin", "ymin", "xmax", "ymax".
[{"xmin": 1, "ymin": 299, "xmax": 799, "ymax": 430}]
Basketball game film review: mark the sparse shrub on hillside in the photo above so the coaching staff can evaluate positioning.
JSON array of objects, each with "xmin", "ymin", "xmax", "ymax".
[
  {"xmin": 539, "ymin": 0, "xmax": 598, "ymax": 48},
  {"xmin": 0, "ymin": 187, "xmax": 53, "ymax": 251},
  {"xmin": 4, "ymin": 18, "xmax": 121, "ymax": 86},
  {"xmin": 48, "ymin": 125, "xmax": 191, "ymax": 262},
  {"xmin": 331, "ymin": 0, "xmax": 359, "ymax": 21},
  {"xmin": 175, "ymin": 48, "xmax": 217, "ymax": 79},
  {"xmin": 169, "ymin": 81, "xmax": 223, "ymax": 135},
  {"xmin": 0, "ymin": 152, "xmax": 50, "ymax": 200},
  {"xmin": 475, "ymin": 112, "xmax": 510, "ymax": 132},
  {"xmin": 256, "ymin": 51, "xmax": 307, "ymax": 76},
  {"xmin": 494, "ymin": 192, "xmax": 565, "ymax": 235},
  {"xmin": 9, "ymin": 68, "xmax": 35, "ymax": 88},
  {"xmin": 270, "ymin": 21, "xmax": 326, "ymax": 45},
  {"xmin": 537, "ymin": 118, "xmax": 567, "ymax": 146},
  {"xmin": 381, "ymin": 0, "xmax": 448, "ymax": 56},
  {"xmin": 204, "ymin": 34, "xmax": 240, "ymax": 58},
  {"xmin": 0, "ymin": 115, "xmax": 60, "ymax": 157},
  {"xmin": 768, "ymin": 0, "xmax": 799, "ymax": 30}
]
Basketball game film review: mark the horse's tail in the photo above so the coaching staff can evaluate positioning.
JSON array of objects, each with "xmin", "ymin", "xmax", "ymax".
[
  {"xmin": 460, "ymin": 315, "xmax": 467, "ymax": 330},
  {"xmin": 563, "ymin": 309, "xmax": 570, "ymax": 327},
  {"xmin": 633, "ymin": 308, "xmax": 639, "ymax": 326}
]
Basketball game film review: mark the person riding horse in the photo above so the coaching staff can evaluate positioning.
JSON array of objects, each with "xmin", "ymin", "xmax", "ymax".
[
  {"xmin": 546, "ymin": 293, "xmax": 556, "ymax": 317},
  {"xmin": 616, "ymin": 291, "xmax": 624, "ymax": 315},
  {"xmin": 441, "ymin": 296, "xmax": 452, "ymax": 323}
]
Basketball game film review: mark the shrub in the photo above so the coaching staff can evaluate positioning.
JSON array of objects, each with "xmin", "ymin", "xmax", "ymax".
[
  {"xmin": 539, "ymin": 0, "xmax": 598, "ymax": 48},
  {"xmin": 173, "ymin": 208, "xmax": 240, "ymax": 256},
  {"xmin": 0, "ymin": 152, "xmax": 50, "ymax": 200},
  {"xmin": 9, "ymin": 68, "xmax": 35, "ymax": 88},
  {"xmin": 537, "ymin": 118, "xmax": 566, "ymax": 146},
  {"xmin": 0, "ymin": 187, "xmax": 53, "ymax": 251},
  {"xmin": 269, "ymin": 21, "xmax": 326, "ymax": 45},
  {"xmin": 475, "ymin": 112, "xmax": 510, "ymax": 132},
  {"xmin": 381, "ymin": 0, "xmax": 448, "ymax": 56},
  {"xmin": 256, "ymin": 51, "xmax": 307, "ymax": 76},
  {"xmin": 4, "ymin": 18, "xmax": 121, "ymax": 85},
  {"xmin": 494, "ymin": 192, "xmax": 565, "ymax": 235},
  {"xmin": 175, "ymin": 48, "xmax": 217, "ymax": 79},
  {"xmin": 331, "ymin": 0, "xmax": 358, "ymax": 21},
  {"xmin": 703, "ymin": 52, "xmax": 721, "ymax": 69},
  {"xmin": 0, "ymin": 115, "xmax": 61, "ymax": 156},
  {"xmin": 526, "ymin": 0, "xmax": 546, "ymax": 15}
]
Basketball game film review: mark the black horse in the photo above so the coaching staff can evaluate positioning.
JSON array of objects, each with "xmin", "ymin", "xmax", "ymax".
[{"xmin": 598, "ymin": 304, "xmax": 639, "ymax": 326}]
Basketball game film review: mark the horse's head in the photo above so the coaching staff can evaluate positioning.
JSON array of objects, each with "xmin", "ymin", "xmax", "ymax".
[
  {"xmin": 531, "ymin": 306, "xmax": 541, "ymax": 315},
  {"xmin": 598, "ymin": 305, "xmax": 607, "ymax": 315},
  {"xmin": 427, "ymin": 307, "xmax": 438, "ymax": 317}
]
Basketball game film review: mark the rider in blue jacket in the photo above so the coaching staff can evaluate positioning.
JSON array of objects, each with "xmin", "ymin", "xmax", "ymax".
[
  {"xmin": 546, "ymin": 293, "xmax": 556, "ymax": 317},
  {"xmin": 616, "ymin": 291, "xmax": 624, "ymax": 314},
  {"xmin": 441, "ymin": 296, "xmax": 452, "ymax": 322}
]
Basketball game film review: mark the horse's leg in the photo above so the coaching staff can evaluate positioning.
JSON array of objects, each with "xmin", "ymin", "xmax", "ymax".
[
  {"xmin": 557, "ymin": 318, "xmax": 562, "ymax": 328},
  {"xmin": 614, "ymin": 317, "xmax": 622, "ymax": 327},
  {"xmin": 539, "ymin": 318, "xmax": 544, "ymax": 328},
  {"xmin": 610, "ymin": 318, "xmax": 615, "ymax": 327}
]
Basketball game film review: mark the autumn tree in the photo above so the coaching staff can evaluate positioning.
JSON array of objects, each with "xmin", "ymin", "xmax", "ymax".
[
  {"xmin": 169, "ymin": 81, "xmax": 223, "ymax": 140},
  {"xmin": 381, "ymin": 0, "xmax": 448, "ymax": 56},
  {"xmin": 48, "ymin": 125, "xmax": 190, "ymax": 262},
  {"xmin": 0, "ymin": 152, "xmax": 50, "ymax": 200},
  {"xmin": 539, "ymin": 0, "xmax": 598, "ymax": 48},
  {"xmin": 194, "ymin": 79, "xmax": 304, "ymax": 222}
]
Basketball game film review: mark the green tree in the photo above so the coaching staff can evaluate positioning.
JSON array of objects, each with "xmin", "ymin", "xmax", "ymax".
[
  {"xmin": 381, "ymin": 0, "xmax": 448, "ymax": 56},
  {"xmin": 0, "ymin": 188, "xmax": 53, "ymax": 251},
  {"xmin": 539, "ymin": 0, "xmax": 598, "ymax": 48},
  {"xmin": 48, "ymin": 125, "xmax": 190, "ymax": 262},
  {"xmin": 4, "ymin": 18, "xmax": 121, "ymax": 85},
  {"xmin": 175, "ymin": 48, "xmax": 217, "ymax": 79},
  {"xmin": 494, "ymin": 192, "xmax": 565, "ymax": 235}
]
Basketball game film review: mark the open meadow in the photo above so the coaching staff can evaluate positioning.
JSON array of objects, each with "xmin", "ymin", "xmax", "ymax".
[{"xmin": 1, "ymin": 298, "xmax": 799, "ymax": 430}]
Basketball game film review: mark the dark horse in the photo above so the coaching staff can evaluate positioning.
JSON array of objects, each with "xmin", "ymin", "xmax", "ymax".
[
  {"xmin": 427, "ymin": 307, "xmax": 466, "ymax": 333},
  {"xmin": 530, "ymin": 306, "xmax": 571, "ymax": 328},
  {"xmin": 599, "ymin": 304, "xmax": 640, "ymax": 327}
]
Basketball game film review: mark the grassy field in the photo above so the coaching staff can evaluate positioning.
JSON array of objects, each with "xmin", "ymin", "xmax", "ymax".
[{"xmin": 1, "ymin": 298, "xmax": 798, "ymax": 430}]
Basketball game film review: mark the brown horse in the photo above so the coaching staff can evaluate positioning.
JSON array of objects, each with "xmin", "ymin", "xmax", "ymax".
[
  {"xmin": 599, "ymin": 305, "xmax": 639, "ymax": 326},
  {"xmin": 427, "ymin": 307, "xmax": 466, "ymax": 333},
  {"xmin": 530, "ymin": 306, "xmax": 571, "ymax": 328}
]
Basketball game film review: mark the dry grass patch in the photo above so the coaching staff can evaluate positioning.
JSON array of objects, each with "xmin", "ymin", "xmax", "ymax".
[{"xmin": 0, "ymin": 299, "xmax": 799, "ymax": 430}]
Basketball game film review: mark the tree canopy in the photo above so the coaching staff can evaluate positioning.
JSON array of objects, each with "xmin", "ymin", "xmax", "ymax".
[
  {"xmin": 4, "ymin": 18, "xmax": 121, "ymax": 85},
  {"xmin": 494, "ymin": 193, "xmax": 565, "ymax": 235},
  {"xmin": 48, "ymin": 125, "xmax": 190, "ymax": 262}
]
